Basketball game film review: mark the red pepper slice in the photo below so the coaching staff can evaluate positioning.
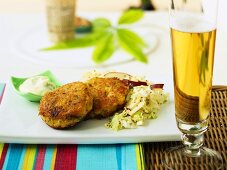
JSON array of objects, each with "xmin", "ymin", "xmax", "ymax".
[{"xmin": 151, "ymin": 84, "xmax": 164, "ymax": 89}]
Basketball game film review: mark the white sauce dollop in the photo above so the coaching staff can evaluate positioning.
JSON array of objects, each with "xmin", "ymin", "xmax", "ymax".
[{"xmin": 19, "ymin": 76, "xmax": 56, "ymax": 96}]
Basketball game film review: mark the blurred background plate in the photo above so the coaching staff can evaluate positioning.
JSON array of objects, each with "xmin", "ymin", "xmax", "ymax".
[{"xmin": 11, "ymin": 23, "xmax": 162, "ymax": 69}]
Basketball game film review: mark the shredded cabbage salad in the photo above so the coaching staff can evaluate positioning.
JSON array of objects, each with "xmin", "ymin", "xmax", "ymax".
[
  {"xmin": 105, "ymin": 86, "xmax": 169, "ymax": 131},
  {"xmin": 83, "ymin": 70, "xmax": 169, "ymax": 131}
]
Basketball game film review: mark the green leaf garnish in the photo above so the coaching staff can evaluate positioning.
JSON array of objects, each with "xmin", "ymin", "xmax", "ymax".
[
  {"xmin": 116, "ymin": 28, "xmax": 147, "ymax": 48},
  {"xmin": 92, "ymin": 32, "xmax": 115, "ymax": 63},
  {"xmin": 118, "ymin": 9, "xmax": 144, "ymax": 25},
  {"xmin": 41, "ymin": 32, "xmax": 104, "ymax": 51},
  {"xmin": 92, "ymin": 18, "xmax": 111, "ymax": 31},
  {"xmin": 117, "ymin": 28, "xmax": 148, "ymax": 63},
  {"xmin": 42, "ymin": 10, "xmax": 148, "ymax": 64}
]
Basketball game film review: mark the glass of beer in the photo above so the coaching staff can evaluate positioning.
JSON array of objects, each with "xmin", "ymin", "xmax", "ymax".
[{"xmin": 164, "ymin": 0, "xmax": 223, "ymax": 169}]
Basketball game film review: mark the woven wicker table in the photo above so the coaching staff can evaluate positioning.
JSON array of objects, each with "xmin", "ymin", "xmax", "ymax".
[{"xmin": 144, "ymin": 86, "xmax": 227, "ymax": 170}]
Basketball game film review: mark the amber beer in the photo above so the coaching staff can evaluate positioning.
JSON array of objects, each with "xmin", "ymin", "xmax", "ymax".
[{"xmin": 171, "ymin": 21, "xmax": 216, "ymax": 123}]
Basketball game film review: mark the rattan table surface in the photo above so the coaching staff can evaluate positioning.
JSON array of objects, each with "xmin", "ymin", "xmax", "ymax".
[{"xmin": 144, "ymin": 86, "xmax": 227, "ymax": 170}]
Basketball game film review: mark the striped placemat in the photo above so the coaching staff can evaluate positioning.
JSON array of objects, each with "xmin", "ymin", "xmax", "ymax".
[
  {"xmin": 0, "ymin": 83, "xmax": 145, "ymax": 170},
  {"xmin": 0, "ymin": 144, "xmax": 144, "ymax": 170}
]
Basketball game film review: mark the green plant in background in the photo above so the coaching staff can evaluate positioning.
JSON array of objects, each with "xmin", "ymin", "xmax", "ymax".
[
  {"xmin": 199, "ymin": 33, "xmax": 211, "ymax": 86},
  {"xmin": 42, "ymin": 10, "xmax": 149, "ymax": 64}
]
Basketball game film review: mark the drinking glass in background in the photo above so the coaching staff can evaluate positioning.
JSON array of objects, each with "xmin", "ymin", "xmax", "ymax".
[
  {"xmin": 164, "ymin": 0, "xmax": 223, "ymax": 169},
  {"xmin": 46, "ymin": 0, "xmax": 75, "ymax": 42}
]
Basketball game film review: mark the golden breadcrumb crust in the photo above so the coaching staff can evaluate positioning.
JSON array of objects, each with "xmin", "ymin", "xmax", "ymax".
[
  {"xmin": 39, "ymin": 82, "xmax": 93, "ymax": 129},
  {"xmin": 86, "ymin": 78, "xmax": 129, "ymax": 119}
]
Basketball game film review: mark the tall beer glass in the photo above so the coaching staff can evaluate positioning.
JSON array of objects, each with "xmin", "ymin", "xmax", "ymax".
[{"xmin": 164, "ymin": 0, "xmax": 223, "ymax": 169}]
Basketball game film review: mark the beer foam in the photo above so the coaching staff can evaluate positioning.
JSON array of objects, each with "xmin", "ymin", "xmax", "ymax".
[{"xmin": 170, "ymin": 12, "xmax": 216, "ymax": 33}]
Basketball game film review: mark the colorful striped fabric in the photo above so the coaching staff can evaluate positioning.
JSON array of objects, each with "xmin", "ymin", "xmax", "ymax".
[
  {"xmin": 0, "ymin": 144, "xmax": 144, "ymax": 170},
  {"xmin": 0, "ymin": 83, "xmax": 145, "ymax": 170}
]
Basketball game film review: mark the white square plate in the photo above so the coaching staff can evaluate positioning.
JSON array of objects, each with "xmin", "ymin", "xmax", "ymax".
[
  {"xmin": 0, "ymin": 76, "xmax": 180, "ymax": 144},
  {"xmin": 0, "ymin": 12, "xmax": 181, "ymax": 144}
]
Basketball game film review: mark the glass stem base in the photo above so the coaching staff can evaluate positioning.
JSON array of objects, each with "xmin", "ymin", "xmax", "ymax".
[
  {"xmin": 182, "ymin": 133, "xmax": 204, "ymax": 155},
  {"xmin": 163, "ymin": 146, "xmax": 223, "ymax": 170},
  {"xmin": 163, "ymin": 119, "xmax": 223, "ymax": 169}
]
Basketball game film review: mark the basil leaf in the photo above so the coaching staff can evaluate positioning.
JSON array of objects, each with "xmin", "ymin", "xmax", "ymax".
[
  {"xmin": 92, "ymin": 18, "xmax": 111, "ymax": 31},
  {"xmin": 117, "ymin": 28, "xmax": 147, "ymax": 48},
  {"xmin": 118, "ymin": 9, "xmax": 144, "ymax": 25},
  {"xmin": 41, "ymin": 32, "xmax": 104, "ymax": 51},
  {"xmin": 92, "ymin": 32, "xmax": 115, "ymax": 63},
  {"xmin": 117, "ymin": 29, "xmax": 148, "ymax": 63}
]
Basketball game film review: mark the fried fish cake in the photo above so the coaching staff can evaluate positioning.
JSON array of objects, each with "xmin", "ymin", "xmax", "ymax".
[
  {"xmin": 39, "ymin": 82, "xmax": 93, "ymax": 129},
  {"xmin": 86, "ymin": 77, "xmax": 129, "ymax": 119}
]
